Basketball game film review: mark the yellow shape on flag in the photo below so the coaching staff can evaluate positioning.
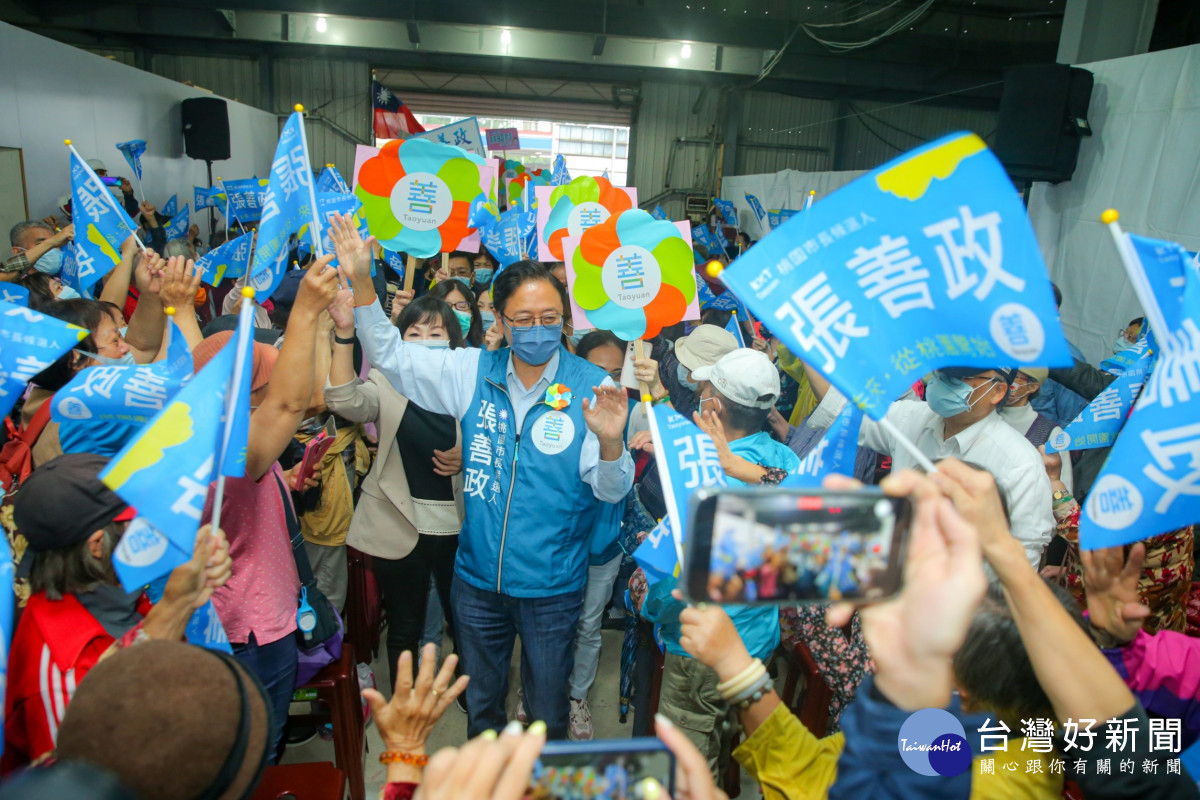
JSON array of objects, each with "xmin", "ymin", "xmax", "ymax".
[
  {"xmin": 102, "ymin": 402, "xmax": 196, "ymax": 489},
  {"xmin": 874, "ymin": 133, "xmax": 986, "ymax": 201},
  {"xmin": 87, "ymin": 223, "xmax": 121, "ymax": 265}
]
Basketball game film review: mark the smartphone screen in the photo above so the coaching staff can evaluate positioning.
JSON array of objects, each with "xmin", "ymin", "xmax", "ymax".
[
  {"xmin": 685, "ymin": 488, "xmax": 911, "ymax": 604},
  {"xmin": 531, "ymin": 738, "xmax": 674, "ymax": 800},
  {"xmin": 100, "ymin": 175, "xmax": 120, "ymax": 186}
]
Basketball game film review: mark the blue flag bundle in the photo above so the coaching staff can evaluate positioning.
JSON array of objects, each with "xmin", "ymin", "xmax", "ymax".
[
  {"xmin": 633, "ymin": 517, "xmax": 679, "ymax": 585},
  {"xmin": 1047, "ymin": 345, "xmax": 1154, "ymax": 454},
  {"xmin": 249, "ymin": 113, "xmax": 316, "ymax": 299},
  {"xmin": 195, "ymin": 232, "xmax": 254, "ymax": 286},
  {"xmin": 100, "ymin": 321, "xmax": 253, "ymax": 553},
  {"xmin": 315, "ymin": 165, "xmax": 350, "ymax": 195},
  {"xmin": 481, "ymin": 204, "xmax": 538, "ymax": 268},
  {"xmin": 67, "ymin": 149, "xmax": 140, "ymax": 293},
  {"xmin": 163, "ymin": 203, "xmax": 190, "ymax": 241},
  {"xmin": 52, "ymin": 320, "xmax": 193, "ymax": 427},
  {"xmin": 725, "ymin": 310, "xmax": 746, "ymax": 347},
  {"xmin": 722, "ymin": 132, "xmax": 1072, "ymax": 421},
  {"xmin": 194, "ymin": 186, "xmax": 225, "ymax": 210},
  {"xmin": 651, "ymin": 204, "xmax": 668, "ymax": 221},
  {"xmin": 691, "ymin": 224, "xmax": 715, "ymax": 253},
  {"xmin": 768, "ymin": 209, "xmax": 800, "ymax": 231},
  {"xmin": 780, "ymin": 401, "xmax": 863, "ymax": 487},
  {"xmin": 0, "ymin": 301, "xmax": 88, "ymax": 415},
  {"xmin": 161, "ymin": 193, "xmax": 179, "ymax": 218},
  {"xmin": 713, "ymin": 197, "xmax": 738, "ymax": 228},
  {"xmin": 713, "ymin": 222, "xmax": 732, "ymax": 255},
  {"xmin": 115, "ymin": 139, "xmax": 146, "ymax": 181},
  {"xmin": 297, "ymin": 192, "xmax": 364, "ymax": 258},
  {"xmin": 1081, "ymin": 234, "xmax": 1200, "ymax": 549}
]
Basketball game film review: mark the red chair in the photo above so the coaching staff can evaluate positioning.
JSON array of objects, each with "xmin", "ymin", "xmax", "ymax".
[
  {"xmin": 344, "ymin": 547, "xmax": 383, "ymax": 664},
  {"xmin": 251, "ymin": 762, "xmax": 346, "ymax": 800},
  {"xmin": 290, "ymin": 643, "xmax": 367, "ymax": 800},
  {"xmin": 778, "ymin": 640, "xmax": 834, "ymax": 738}
]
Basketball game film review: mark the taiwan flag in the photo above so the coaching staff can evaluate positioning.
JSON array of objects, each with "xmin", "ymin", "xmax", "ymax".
[{"xmin": 372, "ymin": 80, "xmax": 425, "ymax": 139}]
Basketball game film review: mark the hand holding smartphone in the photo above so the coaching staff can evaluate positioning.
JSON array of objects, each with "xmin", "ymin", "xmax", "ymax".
[
  {"xmin": 530, "ymin": 739, "xmax": 674, "ymax": 800},
  {"xmin": 685, "ymin": 487, "xmax": 912, "ymax": 605}
]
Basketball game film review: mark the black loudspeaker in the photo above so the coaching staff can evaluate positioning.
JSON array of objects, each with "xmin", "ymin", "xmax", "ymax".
[
  {"xmin": 994, "ymin": 64, "xmax": 1094, "ymax": 184},
  {"xmin": 181, "ymin": 97, "xmax": 231, "ymax": 162}
]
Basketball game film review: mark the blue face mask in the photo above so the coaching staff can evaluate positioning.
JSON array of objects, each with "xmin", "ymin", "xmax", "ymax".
[
  {"xmin": 453, "ymin": 309, "xmax": 473, "ymax": 337},
  {"xmin": 76, "ymin": 349, "xmax": 136, "ymax": 367},
  {"xmin": 480, "ymin": 310, "xmax": 496, "ymax": 329},
  {"xmin": 475, "ymin": 268, "xmax": 495, "ymax": 286},
  {"xmin": 35, "ymin": 247, "xmax": 63, "ymax": 276},
  {"xmin": 413, "ymin": 338, "xmax": 450, "ymax": 349},
  {"xmin": 509, "ymin": 322, "xmax": 562, "ymax": 365},
  {"xmin": 57, "ymin": 284, "xmax": 81, "ymax": 300},
  {"xmin": 450, "ymin": 276, "xmax": 473, "ymax": 290},
  {"xmin": 925, "ymin": 373, "xmax": 997, "ymax": 419},
  {"xmin": 677, "ymin": 363, "xmax": 699, "ymax": 392},
  {"xmin": 569, "ymin": 329, "xmax": 587, "ymax": 346}
]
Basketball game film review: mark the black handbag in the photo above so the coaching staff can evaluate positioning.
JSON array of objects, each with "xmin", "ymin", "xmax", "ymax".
[{"xmin": 273, "ymin": 472, "xmax": 341, "ymax": 647}]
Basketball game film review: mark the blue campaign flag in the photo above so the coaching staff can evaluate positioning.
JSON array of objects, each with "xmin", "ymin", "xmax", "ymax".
[
  {"xmin": 695, "ymin": 274, "xmax": 718, "ymax": 308},
  {"xmin": 744, "ymin": 192, "xmax": 768, "ymax": 235},
  {"xmin": 551, "ymin": 154, "xmax": 570, "ymax": 186},
  {"xmin": 691, "ymin": 224, "xmax": 715, "ymax": 252},
  {"xmin": 161, "ymin": 194, "xmax": 178, "ymax": 218},
  {"xmin": 115, "ymin": 139, "xmax": 147, "ymax": 181},
  {"xmin": 0, "ymin": 284, "xmax": 28, "ymax": 307},
  {"xmin": 68, "ymin": 149, "xmax": 140, "ymax": 293},
  {"xmin": 0, "ymin": 523, "xmax": 10, "ymax": 755},
  {"xmin": 315, "ymin": 165, "xmax": 350, "ymax": 195},
  {"xmin": 651, "ymin": 204, "xmax": 668, "ymax": 222},
  {"xmin": 99, "ymin": 331, "xmax": 245, "ymax": 553},
  {"xmin": 0, "ymin": 301, "xmax": 88, "ymax": 388},
  {"xmin": 768, "ymin": 209, "xmax": 800, "ymax": 231},
  {"xmin": 382, "ymin": 248, "xmax": 407, "ymax": 282},
  {"xmin": 1080, "ymin": 244, "xmax": 1200, "ymax": 549},
  {"xmin": 1101, "ymin": 335, "xmax": 1151, "ymax": 375},
  {"xmin": 713, "ymin": 223, "xmax": 732, "ymax": 255},
  {"xmin": 725, "ymin": 310, "xmax": 746, "ymax": 347},
  {"xmin": 145, "ymin": 572, "xmax": 232, "ymax": 653},
  {"xmin": 482, "ymin": 204, "xmax": 537, "ymax": 268},
  {"xmin": 194, "ymin": 186, "xmax": 225, "ymax": 210},
  {"xmin": 52, "ymin": 320, "xmax": 193, "ymax": 427},
  {"xmin": 249, "ymin": 113, "xmax": 315, "ymax": 299},
  {"xmin": 223, "ymin": 177, "xmax": 268, "ymax": 222},
  {"xmin": 112, "ymin": 516, "xmax": 191, "ymax": 591},
  {"xmin": 1046, "ymin": 346, "xmax": 1153, "ymax": 454},
  {"xmin": 722, "ymin": 132, "xmax": 1072, "ymax": 421},
  {"xmin": 645, "ymin": 403, "xmax": 727, "ymax": 571},
  {"xmin": 780, "ymin": 401, "xmax": 863, "ymax": 487},
  {"xmin": 218, "ymin": 305, "xmax": 255, "ymax": 478},
  {"xmin": 297, "ymin": 192, "xmax": 363, "ymax": 257},
  {"xmin": 713, "ymin": 198, "xmax": 738, "ymax": 228},
  {"xmin": 633, "ymin": 517, "xmax": 679, "ymax": 585},
  {"xmin": 1130, "ymin": 234, "xmax": 1196, "ymax": 336},
  {"xmin": 163, "ymin": 203, "xmax": 190, "ymax": 241},
  {"xmin": 195, "ymin": 231, "xmax": 254, "ymax": 285}
]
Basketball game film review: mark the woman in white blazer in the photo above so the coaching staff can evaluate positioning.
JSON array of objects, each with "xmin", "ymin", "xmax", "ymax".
[{"xmin": 325, "ymin": 295, "xmax": 465, "ymax": 685}]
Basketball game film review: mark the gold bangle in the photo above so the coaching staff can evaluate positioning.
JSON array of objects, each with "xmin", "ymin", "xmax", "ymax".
[{"xmin": 380, "ymin": 750, "xmax": 428, "ymax": 766}]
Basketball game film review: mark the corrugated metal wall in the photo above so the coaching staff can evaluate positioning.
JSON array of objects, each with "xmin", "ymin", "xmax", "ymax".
[
  {"xmin": 630, "ymin": 81, "xmax": 723, "ymax": 220},
  {"xmin": 737, "ymin": 92, "xmax": 837, "ymax": 175},
  {"xmin": 151, "ymin": 53, "xmax": 263, "ymax": 108},
  {"xmin": 838, "ymin": 100, "xmax": 999, "ymax": 171}
]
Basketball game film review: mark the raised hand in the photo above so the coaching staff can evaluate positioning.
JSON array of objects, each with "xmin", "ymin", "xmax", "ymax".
[
  {"xmin": 159, "ymin": 256, "xmax": 202, "ymax": 310},
  {"xmin": 365, "ymin": 643, "xmax": 469, "ymax": 755},
  {"xmin": 329, "ymin": 211, "xmax": 374, "ymax": 284},
  {"xmin": 484, "ymin": 320, "xmax": 504, "ymax": 351},
  {"xmin": 1081, "ymin": 543, "xmax": 1150, "ymax": 646},
  {"xmin": 327, "ymin": 288, "xmax": 355, "ymax": 332},
  {"xmin": 295, "ymin": 254, "xmax": 342, "ymax": 318},
  {"xmin": 582, "ymin": 383, "xmax": 630, "ymax": 446}
]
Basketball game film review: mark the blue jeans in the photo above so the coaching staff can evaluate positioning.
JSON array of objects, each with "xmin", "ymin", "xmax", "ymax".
[
  {"xmin": 451, "ymin": 575, "xmax": 585, "ymax": 739},
  {"xmin": 232, "ymin": 632, "xmax": 298, "ymax": 762}
]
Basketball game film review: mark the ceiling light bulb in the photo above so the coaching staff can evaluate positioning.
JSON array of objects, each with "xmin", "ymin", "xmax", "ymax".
[
  {"xmin": 681, "ymin": 43, "xmax": 692, "ymax": 58},
  {"xmin": 501, "ymin": 29, "xmax": 512, "ymax": 44},
  {"xmin": 316, "ymin": 16, "xmax": 327, "ymax": 32}
]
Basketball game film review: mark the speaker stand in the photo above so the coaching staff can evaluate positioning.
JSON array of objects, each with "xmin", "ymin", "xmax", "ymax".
[{"xmin": 206, "ymin": 159, "xmax": 216, "ymax": 247}]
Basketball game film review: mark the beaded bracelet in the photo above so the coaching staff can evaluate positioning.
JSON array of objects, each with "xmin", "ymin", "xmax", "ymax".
[
  {"xmin": 380, "ymin": 751, "xmax": 429, "ymax": 767},
  {"xmin": 728, "ymin": 670, "xmax": 774, "ymax": 709}
]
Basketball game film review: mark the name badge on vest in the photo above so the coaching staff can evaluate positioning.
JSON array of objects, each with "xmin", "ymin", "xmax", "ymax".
[{"xmin": 532, "ymin": 410, "xmax": 575, "ymax": 455}]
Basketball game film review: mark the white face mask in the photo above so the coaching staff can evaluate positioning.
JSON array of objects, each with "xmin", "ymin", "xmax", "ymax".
[{"xmin": 413, "ymin": 338, "xmax": 450, "ymax": 349}]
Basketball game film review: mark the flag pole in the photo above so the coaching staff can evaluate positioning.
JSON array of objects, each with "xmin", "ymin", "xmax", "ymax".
[
  {"xmin": 212, "ymin": 287, "xmax": 257, "ymax": 534},
  {"xmin": 65, "ymin": 140, "xmax": 148, "ymax": 255},
  {"xmin": 294, "ymin": 104, "xmax": 326, "ymax": 260},
  {"xmin": 134, "ymin": 170, "xmax": 147, "ymax": 206},
  {"xmin": 217, "ymin": 178, "xmax": 236, "ymax": 238},
  {"xmin": 1102, "ymin": 209, "xmax": 1172, "ymax": 352}
]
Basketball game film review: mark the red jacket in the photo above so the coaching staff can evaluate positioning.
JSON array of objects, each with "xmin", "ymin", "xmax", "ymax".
[{"xmin": 2, "ymin": 591, "xmax": 148, "ymax": 774}]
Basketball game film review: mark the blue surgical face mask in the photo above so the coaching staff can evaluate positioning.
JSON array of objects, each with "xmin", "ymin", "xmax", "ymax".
[
  {"xmin": 450, "ymin": 276, "xmax": 473, "ymax": 290},
  {"xmin": 569, "ymin": 329, "xmax": 587, "ymax": 346},
  {"xmin": 480, "ymin": 310, "xmax": 496, "ymax": 329},
  {"xmin": 677, "ymin": 363, "xmax": 699, "ymax": 392},
  {"xmin": 475, "ymin": 268, "xmax": 495, "ymax": 286},
  {"xmin": 925, "ymin": 373, "xmax": 997, "ymax": 419},
  {"xmin": 34, "ymin": 247, "xmax": 64, "ymax": 276},
  {"xmin": 76, "ymin": 349, "xmax": 137, "ymax": 367},
  {"xmin": 509, "ymin": 322, "xmax": 562, "ymax": 365},
  {"xmin": 1113, "ymin": 334, "xmax": 1135, "ymax": 354},
  {"xmin": 453, "ymin": 309, "xmax": 473, "ymax": 337},
  {"xmin": 57, "ymin": 284, "xmax": 81, "ymax": 300},
  {"xmin": 413, "ymin": 338, "xmax": 451, "ymax": 349}
]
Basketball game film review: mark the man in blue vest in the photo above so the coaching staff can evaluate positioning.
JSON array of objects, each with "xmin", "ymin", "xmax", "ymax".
[{"xmin": 331, "ymin": 216, "xmax": 634, "ymax": 739}]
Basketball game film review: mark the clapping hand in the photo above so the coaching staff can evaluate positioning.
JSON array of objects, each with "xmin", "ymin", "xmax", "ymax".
[
  {"xmin": 1081, "ymin": 543, "xmax": 1149, "ymax": 646},
  {"xmin": 582, "ymin": 384, "xmax": 630, "ymax": 446}
]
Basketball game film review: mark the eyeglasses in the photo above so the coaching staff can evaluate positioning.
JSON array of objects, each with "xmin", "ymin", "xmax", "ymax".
[
  {"xmin": 502, "ymin": 312, "xmax": 563, "ymax": 328},
  {"xmin": 449, "ymin": 300, "xmax": 471, "ymax": 312}
]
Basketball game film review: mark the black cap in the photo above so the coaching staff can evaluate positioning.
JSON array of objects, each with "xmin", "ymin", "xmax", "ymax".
[
  {"xmin": 13, "ymin": 453, "xmax": 134, "ymax": 558},
  {"xmin": 939, "ymin": 366, "xmax": 1017, "ymax": 386}
]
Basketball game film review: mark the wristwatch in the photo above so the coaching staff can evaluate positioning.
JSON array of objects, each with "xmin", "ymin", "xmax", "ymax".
[{"xmin": 1053, "ymin": 489, "xmax": 1072, "ymax": 503}]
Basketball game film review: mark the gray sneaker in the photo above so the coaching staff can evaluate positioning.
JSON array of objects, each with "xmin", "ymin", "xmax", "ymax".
[{"xmin": 568, "ymin": 697, "xmax": 593, "ymax": 741}]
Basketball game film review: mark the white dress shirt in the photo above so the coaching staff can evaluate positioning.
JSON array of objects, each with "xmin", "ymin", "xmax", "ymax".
[
  {"xmin": 998, "ymin": 403, "xmax": 1073, "ymax": 493},
  {"xmin": 812, "ymin": 388, "xmax": 1056, "ymax": 566}
]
